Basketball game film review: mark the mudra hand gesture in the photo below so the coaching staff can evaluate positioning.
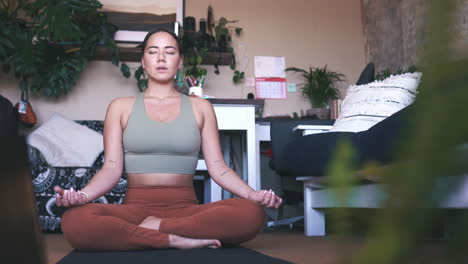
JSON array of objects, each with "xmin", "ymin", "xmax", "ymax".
[
  {"xmin": 248, "ymin": 189, "xmax": 282, "ymax": 208},
  {"xmin": 54, "ymin": 186, "xmax": 88, "ymax": 207}
]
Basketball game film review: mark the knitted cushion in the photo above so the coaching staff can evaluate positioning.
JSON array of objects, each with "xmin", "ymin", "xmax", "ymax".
[{"xmin": 330, "ymin": 72, "xmax": 422, "ymax": 132}]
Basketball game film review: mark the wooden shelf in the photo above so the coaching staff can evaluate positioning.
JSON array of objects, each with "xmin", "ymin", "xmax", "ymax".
[
  {"xmin": 201, "ymin": 52, "xmax": 233, "ymax": 65},
  {"xmin": 93, "ymin": 46, "xmax": 233, "ymax": 65},
  {"xmin": 94, "ymin": 46, "xmax": 141, "ymax": 61}
]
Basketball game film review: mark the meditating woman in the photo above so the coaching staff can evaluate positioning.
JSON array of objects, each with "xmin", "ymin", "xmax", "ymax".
[{"xmin": 54, "ymin": 28, "xmax": 282, "ymax": 251}]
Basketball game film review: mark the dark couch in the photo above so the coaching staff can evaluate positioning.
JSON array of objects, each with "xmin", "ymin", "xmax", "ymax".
[
  {"xmin": 270, "ymin": 103, "xmax": 413, "ymax": 177},
  {"xmin": 267, "ymin": 61, "xmax": 415, "ymax": 177}
]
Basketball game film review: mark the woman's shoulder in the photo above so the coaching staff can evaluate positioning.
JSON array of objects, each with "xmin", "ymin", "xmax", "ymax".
[
  {"xmin": 112, "ymin": 95, "xmax": 139, "ymax": 103},
  {"xmin": 106, "ymin": 95, "xmax": 139, "ymax": 115},
  {"xmin": 109, "ymin": 95, "xmax": 139, "ymax": 107},
  {"xmin": 188, "ymin": 95, "xmax": 213, "ymax": 111}
]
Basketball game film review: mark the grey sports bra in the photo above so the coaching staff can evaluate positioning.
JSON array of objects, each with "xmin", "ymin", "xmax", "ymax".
[{"xmin": 122, "ymin": 93, "xmax": 201, "ymax": 174}]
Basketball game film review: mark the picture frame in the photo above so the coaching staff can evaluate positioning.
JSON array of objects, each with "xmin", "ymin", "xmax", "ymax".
[{"xmin": 99, "ymin": 0, "xmax": 185, "ymax": 43}]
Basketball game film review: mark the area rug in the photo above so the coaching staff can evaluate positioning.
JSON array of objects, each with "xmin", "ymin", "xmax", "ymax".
[{"xmin": 57, "ymin": 246, "xmax": 294, "ymax": 264}]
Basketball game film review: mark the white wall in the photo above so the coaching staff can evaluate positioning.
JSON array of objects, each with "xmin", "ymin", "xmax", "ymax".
[{"xmin": 0, "ymin": 0, "xmax": 366, "ymax": 128}]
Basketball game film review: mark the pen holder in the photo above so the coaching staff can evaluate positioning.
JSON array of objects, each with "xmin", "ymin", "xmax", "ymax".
[{"xmin": 189, "ymin": 86, "xmax": 203, "ymax": 97}]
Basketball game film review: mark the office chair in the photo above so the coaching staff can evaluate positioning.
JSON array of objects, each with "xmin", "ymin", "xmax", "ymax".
[{"xmin": 266, "ymin": 119, "xmax": 334, "ymax": 229}]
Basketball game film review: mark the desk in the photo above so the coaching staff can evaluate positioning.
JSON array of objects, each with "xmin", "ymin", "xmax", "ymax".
[
  {"xmin": 202, "ymin": 107, "xmax": 334, "ymax": 203},
  {"xmin": 293, "ymin": 125, "xmax": 334, "ymax": 135},
  {"xmin": 198, "ymin": 99, "xmax": 264, "ymax": 202}
]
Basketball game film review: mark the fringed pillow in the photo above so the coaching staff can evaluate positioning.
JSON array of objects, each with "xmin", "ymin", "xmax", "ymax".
[{"xmin": 330, "ymin": 72, "xmax": 422, "ymax": 132}]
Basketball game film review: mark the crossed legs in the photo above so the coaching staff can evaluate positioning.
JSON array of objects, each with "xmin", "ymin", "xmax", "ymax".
[
  {"xmin": 61, "ymin": 203, "xmax": 167, "ymax": 251},
  {"xmin": 141, "ymin": 198, "xmax": 266, "ymax": 244},
  {"xmin": 161, "ymin": 198, "xmax": 266, "ymax": 244},
  {"xmin": 61, "ymin": 197, "xmax": 265, "ymax": 251}
]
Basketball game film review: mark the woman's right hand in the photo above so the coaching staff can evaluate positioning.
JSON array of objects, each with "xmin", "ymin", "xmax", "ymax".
[
  {"xmin": 247, "ymin": 189, "xmax": 282, "ymax": 209},
  {"xmin": 54, "ymin": 186, "xmax": 87, "ymax": 207}
]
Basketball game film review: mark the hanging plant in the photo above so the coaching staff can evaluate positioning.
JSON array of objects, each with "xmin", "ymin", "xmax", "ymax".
[
  {"xmin": 0, "ymin": 0, "xmax": 130, "ymax": 98},
  {"xmin": 134, "ymin": 66, "xmax": 148, "ymax": 92},
  {"xmin": 213, "ymin": 16, "xmax": 245, "ymax": 84},
  {"xmin": 183, "ymin": 47, "xmax": 208, "ymax": 79}
]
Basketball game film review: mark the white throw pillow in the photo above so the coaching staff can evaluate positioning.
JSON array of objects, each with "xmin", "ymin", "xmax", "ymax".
[
  {"xmin": 27, "ymin": 113, "xmax": 104, "ymax": 167},
  {"xmin": 378, "ymin": 72, "xmax": 421, "ymax": 93},
  {"xmin": 330, "ymin": 72, "xmax": 422, "ymax": 132}
]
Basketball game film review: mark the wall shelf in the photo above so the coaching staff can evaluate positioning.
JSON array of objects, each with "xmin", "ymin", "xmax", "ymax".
[
  {"xmin": 92, "ymin": 46, "xmax": 233, "ymax": 65},
  {"xmin": 201, "ymin": 52, "xmax": 233, "ymax": 65}
]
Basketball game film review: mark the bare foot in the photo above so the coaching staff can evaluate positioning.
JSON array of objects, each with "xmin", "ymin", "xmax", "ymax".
[
  {"xmin": 168, "ymin": 234, "xmax": 221, "ymax": 249},
  {"xmin": 139, "ymin": 216, "xmax": 162, "ymax": 230}
]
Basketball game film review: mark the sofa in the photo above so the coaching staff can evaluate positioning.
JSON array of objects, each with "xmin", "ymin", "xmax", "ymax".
[
  {"xmin": 27, "ymin": 120, "xmax": 128, "ymax": 232},
  {"xmin": 270, "ymin": 65, "xmax": 421, "ymax": 174},
  {"xmin": 271, "ymin": 102, "xmax": 412, "ymax": 178},
  {"xmin": 269, "ymin": 68, "xmax": 468, "ymax": 236}
]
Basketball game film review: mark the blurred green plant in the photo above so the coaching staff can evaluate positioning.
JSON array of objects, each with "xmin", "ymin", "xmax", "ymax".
[
  {"xmin": 0, "ymin": 0, "xmax": 130, "ymax": 98},
  {"xmin": 327, "ymin": 139, "xmax": 359, "ymax": 236},
  {"xmin": 325, "ymin": 1, "xmax": 468, "ymax": 263}
]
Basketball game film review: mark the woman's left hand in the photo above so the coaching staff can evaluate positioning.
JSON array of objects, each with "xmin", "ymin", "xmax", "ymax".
[{"xmin": 248, "ymin": 189, "xmax": 282, "ymax": 208}]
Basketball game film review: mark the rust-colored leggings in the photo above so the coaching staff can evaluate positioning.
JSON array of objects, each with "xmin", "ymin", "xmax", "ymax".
[{"xmin": 61, "ymin": 186, "xmax": 266, "ymax": 251}]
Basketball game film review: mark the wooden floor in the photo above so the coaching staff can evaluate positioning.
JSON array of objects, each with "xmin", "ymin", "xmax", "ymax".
[{"xmin": 42, "ymin": 228, "xmax": 450, "ymax": 264}]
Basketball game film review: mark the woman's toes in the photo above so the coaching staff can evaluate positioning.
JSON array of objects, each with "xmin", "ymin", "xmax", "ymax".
[
  {"xmin": 168, "ymin": 235, "xmax": 221, "ymax": 249},
  {"xmin": 209, "ymin": 240, "xmax": 222, "ymax": 248}
]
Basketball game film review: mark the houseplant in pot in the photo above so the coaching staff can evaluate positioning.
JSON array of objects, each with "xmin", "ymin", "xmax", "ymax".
[
  {"xmin": 285, "ymin": 65, "xmax": 345, "ymax": 119},
  {"xmin": 0, "ymin": 0, "xmax": 129, "ymax": 99}
]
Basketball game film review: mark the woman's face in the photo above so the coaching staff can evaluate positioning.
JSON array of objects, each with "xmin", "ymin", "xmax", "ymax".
[{"xmin": 141, "ymin": 32, "xmax": 183, "ymax": 84}]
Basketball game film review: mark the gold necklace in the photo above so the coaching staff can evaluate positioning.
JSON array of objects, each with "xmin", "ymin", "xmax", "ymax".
[{"xmin": 144, "ymin": 93, "xmax": 180, "ymax": 100}]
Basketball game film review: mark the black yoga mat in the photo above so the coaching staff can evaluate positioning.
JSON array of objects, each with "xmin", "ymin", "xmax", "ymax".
[{"xmin": 57, "ymin": 247, "xmax": 294, "ymax": 264}]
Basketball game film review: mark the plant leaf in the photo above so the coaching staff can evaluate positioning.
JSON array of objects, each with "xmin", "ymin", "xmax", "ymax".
[
  {"xmin": 120, "ymin": 63, "xmax": 130, "ymax": 78},
  {"xmin": 196, "ymin": 55, "xmax": 203, "ymax": 65},
  {"xmin": 285, "ymin": 67, "xmax": 308, "ymax": 75},
  {"xmin": 137, "ymin": 79, "xmax": 148, "ymax": 91},
  {"xmin": 134, "ymin": 66, "xmax": 144, "ymax": 80}
]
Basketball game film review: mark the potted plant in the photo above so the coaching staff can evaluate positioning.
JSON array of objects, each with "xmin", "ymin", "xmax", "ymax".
[
  {"xmin": 0, "ymin": 0, "xmax": 129, "ymax": 99},
  {"xmin": 285, "ymin": 65, "xmax": 345, "ymax": 119}
]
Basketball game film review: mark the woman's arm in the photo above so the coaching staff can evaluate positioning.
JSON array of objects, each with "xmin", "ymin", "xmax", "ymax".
[
  {"xmin": 198, "ymin": 99, "xmax": 282, "ymax": 208},
  {"xmin": 55, "ymin": 98, "xmax": 126, "ymax": 207}
]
